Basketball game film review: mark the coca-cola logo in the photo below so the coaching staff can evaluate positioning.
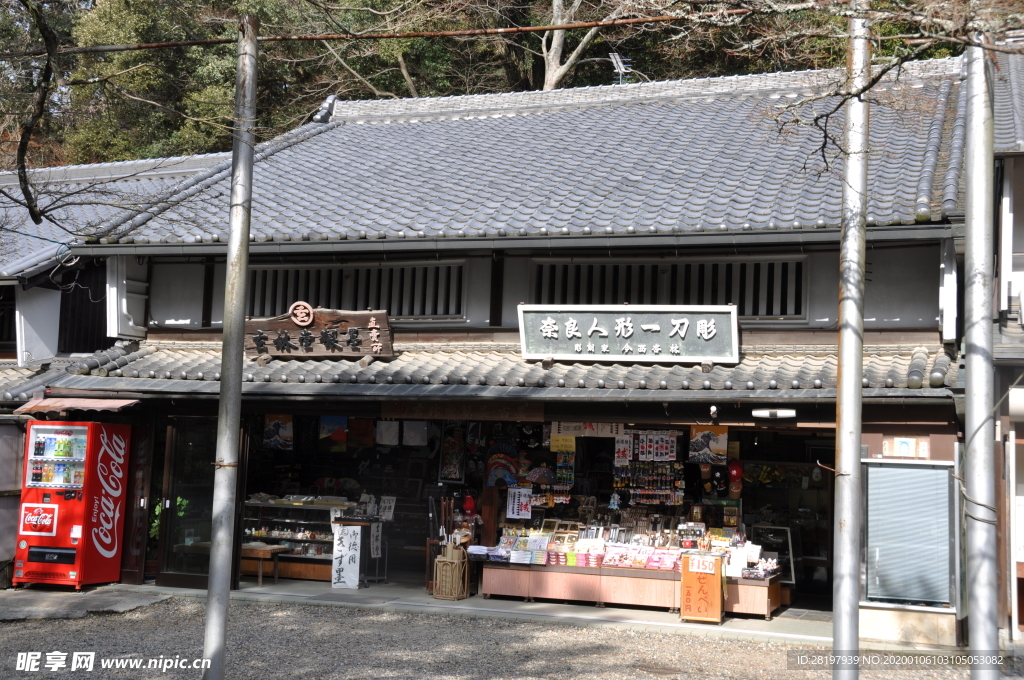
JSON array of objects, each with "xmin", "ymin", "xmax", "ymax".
[
  {"xmin": 91, "ymin": 428, "xmax": 127, "ymax": 559},
  {"xmin": 20, "ymin": 504, "xmax": 58, "ymax": 535},
  {"xmin": 24, "ymin": 507, "xmax": 53, "ymax": 527}
]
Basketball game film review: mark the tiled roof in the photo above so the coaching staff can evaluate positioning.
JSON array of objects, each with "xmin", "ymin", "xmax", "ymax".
[
  {"xmin": 0, "ymin": 154, "xmax": 229, "ymax": 277},
  {"xmin": 44, "ymin": 341, "xmax": 957, "ymax": 400},
  {"xmin": 85, "ymin": 58, "xmax": 971, "ymax": 247},
  {"xmin": 994, "ymin": 48, "xmax": 1024, "ymax": 154},
  {"xmin": 0, "ymin": 359, "xmax": 77, "ymax": 403}
]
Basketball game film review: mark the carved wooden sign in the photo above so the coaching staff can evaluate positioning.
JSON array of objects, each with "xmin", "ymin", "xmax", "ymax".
[{"xmin": 244, "ymin": 302, "xmax": 394, "ymax": 359}]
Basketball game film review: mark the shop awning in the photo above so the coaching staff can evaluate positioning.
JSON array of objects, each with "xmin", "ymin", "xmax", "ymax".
[{"xmin": 14, "ymin": 397, "xmax": 140, "ymax": 415}]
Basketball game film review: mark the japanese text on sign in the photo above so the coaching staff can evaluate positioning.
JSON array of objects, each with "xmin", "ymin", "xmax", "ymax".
[
  {"xmin": 506, "ymin": 487, "xmax": 533, "ymax": 519},
  {"xmin": 518, "ymin": 305, "xmax": 738, "ymax": 363},
  {"xmin": 332, "ymin": 525, "xmax": 361, "ymax": 589}
]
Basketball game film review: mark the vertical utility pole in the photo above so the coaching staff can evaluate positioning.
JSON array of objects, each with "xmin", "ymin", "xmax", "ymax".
[
  {"xmin": 202, "ymin": 14, "xmax": 258, "ymax": 680},
  {"xmin": 834, "ymin": 2, "xmax": 870, "ymax": 678},
  {"xmin": 964, "ymin": 34, "xmax": 997, "ymax": 680}
]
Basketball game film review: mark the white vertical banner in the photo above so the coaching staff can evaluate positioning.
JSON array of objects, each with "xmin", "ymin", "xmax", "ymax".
[
  {"xmin": 370, "ymin": 522, "xmax": 382, "ymax": 559},
  {"xmin": 614, "ymin": 435, "xmax": 632, "ymax": 467},
  {"xmin": 668, "ymin": 432, "xmax": 678, "ymax": 461},
  {"xmin": 331, "ymin": 524, "xmax": 361, "ymax": 589}
]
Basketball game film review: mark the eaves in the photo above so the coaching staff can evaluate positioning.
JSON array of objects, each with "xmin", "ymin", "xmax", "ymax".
[
  {"xmin": 45, "ymin": 376, "xmax": 954, "ymax": 404},
  {"xmin": 69, "ymin": 224, "xmax": 956, "ymax": 259}
]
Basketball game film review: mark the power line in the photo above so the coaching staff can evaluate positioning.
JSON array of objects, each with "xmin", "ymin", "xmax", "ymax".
[{"xmin": 1, "ymin": 13, "xmax": 750, "ymax": 59}]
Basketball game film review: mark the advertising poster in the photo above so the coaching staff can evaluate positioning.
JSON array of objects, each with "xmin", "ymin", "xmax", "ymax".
[
  {"xmin": 263, "ymin": 415, "xmax": 293, "ymax": 450},
  {"xmin": 688, "ymin": 425, "xmax": 728, "ymax": 464},
  {"xmin": 318, "ymin": 416, "xmax": 348, "ymax": 453}
]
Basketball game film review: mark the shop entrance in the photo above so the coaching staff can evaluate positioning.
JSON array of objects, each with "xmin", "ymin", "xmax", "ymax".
[{"xmin": 155, "ymin": 417, "xmax": 227, "ymax": 589}]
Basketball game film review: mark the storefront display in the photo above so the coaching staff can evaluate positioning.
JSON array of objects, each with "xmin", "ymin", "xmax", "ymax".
[{"xmin": 234, "ymin": 411, "xmax": 819, "ymax": 621}]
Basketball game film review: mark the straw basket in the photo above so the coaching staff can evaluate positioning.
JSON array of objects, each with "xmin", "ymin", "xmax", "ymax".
[{"xmin": 432, "ymin": 546, "xmax": 469, "ymax": 600}]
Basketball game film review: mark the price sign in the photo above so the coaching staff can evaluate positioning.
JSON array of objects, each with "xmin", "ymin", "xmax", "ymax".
[{"xmin": 689, "ymin": 555, "xmax": 716, "ymax": 574}]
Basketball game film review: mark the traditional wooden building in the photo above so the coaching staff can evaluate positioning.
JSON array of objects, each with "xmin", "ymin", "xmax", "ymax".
[{"xmin": 4, "ymin": 51, "xmax": 1024, "ymax": 644}]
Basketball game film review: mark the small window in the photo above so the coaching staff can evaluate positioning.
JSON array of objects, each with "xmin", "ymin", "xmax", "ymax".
[
  {"xmin": 529, "ymin": 258, "xmax": 806, "ymax": 320},
  {"xmin": 246, "ymin": 261, "xmax": 466, "ymax": 321}
]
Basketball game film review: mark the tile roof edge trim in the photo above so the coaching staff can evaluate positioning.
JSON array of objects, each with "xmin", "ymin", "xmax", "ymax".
[
  {"xmin": 92, "ymin": 121, "xmax": 342, "ymax": 242},
  {"xmin": 42, "ymin": 378, "xmax": 956, "ymax": 403},
  {"xmin": 0, "ymin": 152, "xmax": 232, "ymax": 188},
  {"xmin": 69, "ymin": 224, "xmax": 956, "ymax": 256}
]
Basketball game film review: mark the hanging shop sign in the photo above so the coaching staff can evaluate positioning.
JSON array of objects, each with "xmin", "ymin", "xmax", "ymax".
[
  {"xmin": 244, "ymin": 302, "xmax": 394, "ymax": 359},
  {"xmin": 517, "ymin": 304, "xmax": 738, "ymax": 363}
]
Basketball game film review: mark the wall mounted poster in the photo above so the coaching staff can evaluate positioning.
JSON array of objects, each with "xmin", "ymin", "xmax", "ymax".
[
  {"xmin": 263, "ymin": 415, "xmax": 294, "ymax": 450},
  {"xmin": 893, "ymin": 437, "xmax": 917, "ymax": 458},
  {"xmin": 689, "ymin": 426, "xmax": 728, "ymax": 464},
  {"xmin": 318, "ymin": 416, "xmax": 348, "ymax": 453},
  {"xmin": 331, "ymin": 524, "xmax": 361, "ymax": 589},
  {"xmin": 506, "ymin": 487, "xmax": 533, "ymax": 519}
]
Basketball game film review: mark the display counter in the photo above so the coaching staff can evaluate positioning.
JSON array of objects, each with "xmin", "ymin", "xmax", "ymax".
[
  {"xmin": 724, "ymin": 573, "xmax": 782, "ymax": 620},
  {"xmin": 482, "ymin": 562, "xmax": 680, "ymax": 610},
  {"xmin": 482, "ymin": 561, "xmax": 782, "ymax": 620}
]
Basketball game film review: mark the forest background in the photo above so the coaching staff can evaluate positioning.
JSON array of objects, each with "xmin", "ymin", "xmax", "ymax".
[{"xmin": 0, "ymin": 0, "xmax": 991, "ymax": 171}]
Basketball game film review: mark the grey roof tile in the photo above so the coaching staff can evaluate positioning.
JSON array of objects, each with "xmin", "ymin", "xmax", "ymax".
[{"xmin": 50, "ymin": 340, "xmax": 957, "ymax": 398}]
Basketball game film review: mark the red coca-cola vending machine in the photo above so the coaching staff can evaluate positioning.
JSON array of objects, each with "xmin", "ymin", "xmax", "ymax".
[{"xmin": 13, "ymin": 421, "xmax": 131, "ymax": 590}]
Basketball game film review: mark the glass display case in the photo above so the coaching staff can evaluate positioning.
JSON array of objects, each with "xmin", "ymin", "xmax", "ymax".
[{"xmin": 751, "ymin": 525, "xmax": 800, "ymax": 586}]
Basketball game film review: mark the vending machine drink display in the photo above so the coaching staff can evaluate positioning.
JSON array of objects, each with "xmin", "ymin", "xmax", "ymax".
[{"xmin": 13, "ymin": 421, "xmax": 132, "ymax": 590}]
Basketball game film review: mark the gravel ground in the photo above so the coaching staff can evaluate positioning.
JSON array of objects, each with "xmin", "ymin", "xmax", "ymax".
[{"xmin": 0, "ymin": 597, "xmax": 989, "ymax": 679}]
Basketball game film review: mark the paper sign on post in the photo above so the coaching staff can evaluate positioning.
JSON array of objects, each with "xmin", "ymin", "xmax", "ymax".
[{"xmin": 370, "ymin": 522, "xmax": 382, "ymax": 559}]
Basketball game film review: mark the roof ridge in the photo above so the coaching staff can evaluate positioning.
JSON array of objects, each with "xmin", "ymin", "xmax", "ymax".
[
  {"xmin": 93, "ymin": 121, "xmax": 341, "ymax": 243},
  {"xmin": 325, "ymin": 57, "xmax": 962, "ymax": 122}
]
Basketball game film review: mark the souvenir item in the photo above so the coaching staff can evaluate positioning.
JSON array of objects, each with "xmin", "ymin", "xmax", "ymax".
[
  {"xmin": 700, "ymin": 463, "xmax": 712, "ymax": 479},
  {"xmin": 728, "ymin": 459, "xmax": 743, "ymax": 482}
]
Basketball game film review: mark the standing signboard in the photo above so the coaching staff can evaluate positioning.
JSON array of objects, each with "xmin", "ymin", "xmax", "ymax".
[{"xmin": 680, "ymin": 554, "xmax": 724, "ymax": 623}]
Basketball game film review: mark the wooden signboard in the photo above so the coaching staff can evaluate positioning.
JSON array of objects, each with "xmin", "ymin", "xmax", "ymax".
[
  {"xmin": 244, "ymin": 302, "xmax": 393, "ymax": 359},
  {"xmin": 680, "ymin": 554, "xmax": 724, "ymax": 623}
]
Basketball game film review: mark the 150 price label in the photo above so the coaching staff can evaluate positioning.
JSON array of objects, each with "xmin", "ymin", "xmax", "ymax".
[{"xmin": 689, "ymin": 556, "xmax": 716, "ymax": 574}]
